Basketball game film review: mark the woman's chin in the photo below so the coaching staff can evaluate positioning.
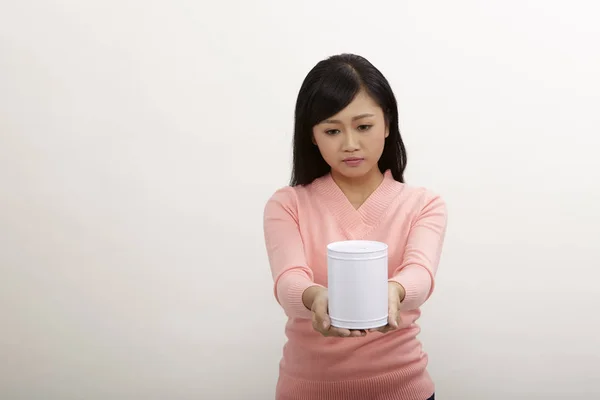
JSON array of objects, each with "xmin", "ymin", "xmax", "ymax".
[{"xmin": 332, "ymin": 164, "xmax": 376, "ymax": 180}]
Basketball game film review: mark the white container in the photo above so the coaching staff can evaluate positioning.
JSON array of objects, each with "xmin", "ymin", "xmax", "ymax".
[{"xmin": 327, "ymin": 240, "xmax": 389, "ymax": 330}]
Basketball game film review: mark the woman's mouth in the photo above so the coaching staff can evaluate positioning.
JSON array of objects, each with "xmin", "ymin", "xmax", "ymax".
[{"xmin": 343, "ymin": 157, "xmax": 364, "ymax": 167}]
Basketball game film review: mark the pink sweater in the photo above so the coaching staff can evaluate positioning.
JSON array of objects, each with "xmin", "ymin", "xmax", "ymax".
[{"xmin": 263, "ymin": 170, "xmax": 448, "ymax": 400}]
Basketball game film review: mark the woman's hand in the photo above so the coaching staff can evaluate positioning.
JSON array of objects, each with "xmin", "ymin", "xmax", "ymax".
[
  {"xmin": 303, "ymin": 286, "xmax": 366, "ymax": 338},
  {"xmin": 369, "ymin": 281, "xmax": 406, "ymax": 334}
]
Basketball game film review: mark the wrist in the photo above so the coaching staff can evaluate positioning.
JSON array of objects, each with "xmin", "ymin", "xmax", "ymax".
[
  {"xmin": 302, "ymin": 285, "xmax": 325, "ymax": 310},
  {"xmin": 390, "ymin": 281, "xmax": 406, "ymax": 302}
]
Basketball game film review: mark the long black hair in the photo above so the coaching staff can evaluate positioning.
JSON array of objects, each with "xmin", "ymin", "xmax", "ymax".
[{"xmin": 290, "ymin": 53, "xmax": 407, "ymax": 186}]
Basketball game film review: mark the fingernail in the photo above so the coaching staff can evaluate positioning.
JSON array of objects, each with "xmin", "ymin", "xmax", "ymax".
[{"xmin": 322, "ymin": 321, "xmax": 328, "ymax": 329}]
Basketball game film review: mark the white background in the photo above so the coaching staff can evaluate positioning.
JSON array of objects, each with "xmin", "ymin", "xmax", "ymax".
[{"xmin": 1, "ymin": 1, "xmax": 599, "ymax": 399}]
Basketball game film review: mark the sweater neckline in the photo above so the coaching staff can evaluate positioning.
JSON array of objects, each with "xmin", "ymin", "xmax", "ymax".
[{"xmin": 312, "ymin": 169, "xmax": 402, "ymax": 236}]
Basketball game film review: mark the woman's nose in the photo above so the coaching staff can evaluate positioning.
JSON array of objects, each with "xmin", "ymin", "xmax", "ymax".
[{"xmin": 342, "ymin": 132, "xmax": 359, "ymax": 151}]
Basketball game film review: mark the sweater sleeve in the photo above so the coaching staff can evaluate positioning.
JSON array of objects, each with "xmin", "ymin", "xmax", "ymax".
[
  {"xmin": 263, "ymin": 187, "xmax": 322, "ymax": 319},
  {"xmin": 389, "ymin": 191, "xmax": 448, "ymax": 311}
]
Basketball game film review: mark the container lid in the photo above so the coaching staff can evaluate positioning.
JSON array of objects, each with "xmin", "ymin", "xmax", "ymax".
[{"xmin": 327, "ymin": 240, "xmax": 388, "ymax": 260}]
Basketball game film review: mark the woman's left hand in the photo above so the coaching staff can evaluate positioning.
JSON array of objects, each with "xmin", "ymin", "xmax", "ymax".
[{"xmin": 369, "ymin": 281, "xmax": 406, "ymax": 334}]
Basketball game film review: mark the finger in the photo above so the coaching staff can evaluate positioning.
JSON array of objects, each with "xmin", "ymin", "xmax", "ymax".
[
  {"xmin": 322, "ymin": 326, "xmax": 350, "ymax": 337},
  {"xmin": 314, "ymin": 322, "xmax": 334, "ymax": 337},
  {"xmin": 369, "ymin": 325, "xmax": 390, "ymax": 334},
  {"xmin": 312, "ymin": 313, "xmax": 321, "ymax": 333},
  {"xmin": 388, "ymin": 310, "xmax": 398, "ymax": 329},
  {"xmin": 313, "ymin": 317, "xmax": 332, "ymax": 336},
  {"xmin": 388, "ymin": 297, "xmax": 399, "ymax": 330},
  {"xmin": 391, "ymin": 305, "xmax": 402, "ymax": 328},
  {"xmin": 312, "ymin": 299, "xmax": 330, "ymax": 331},
  {"xmin": 312, "ymin": 311, "xmax": 330, "ymax": 335},
  {"xmin": 326, "ymin": 326, "xmax": 367, "ymax": 337},
  {"xmin": 348, "ymin": 329, "xmax": 366, "ymax": 337},
  {"xmin": 378, "ymin": 326, "xmax": 392, "ymax": 334}
]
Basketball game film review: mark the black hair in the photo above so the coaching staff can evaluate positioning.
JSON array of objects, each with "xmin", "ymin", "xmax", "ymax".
[{"xmin": 290, "ymin": 53, "xmax": 407, "ymax": 186}]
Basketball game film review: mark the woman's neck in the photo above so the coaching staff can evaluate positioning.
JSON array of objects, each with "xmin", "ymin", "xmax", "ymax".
[{"xmin": 330, "ymin": 167, "xmax": 385, "ymax": 209}]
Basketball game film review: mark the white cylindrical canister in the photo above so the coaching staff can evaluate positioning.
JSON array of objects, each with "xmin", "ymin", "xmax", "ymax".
[{"xmin": 327, "ymin": 240, "xmax": 389, "ymax": 330}]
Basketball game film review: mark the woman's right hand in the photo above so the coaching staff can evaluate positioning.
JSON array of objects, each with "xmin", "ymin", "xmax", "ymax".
[{"xmin": 303, "ymin": 286, "xmax": 366, "ymax": 338}]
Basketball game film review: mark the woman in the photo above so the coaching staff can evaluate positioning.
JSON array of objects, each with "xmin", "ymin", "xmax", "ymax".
[{"xmin": 263, "ymin": 53, "xmax": 447, "ymax": 400}]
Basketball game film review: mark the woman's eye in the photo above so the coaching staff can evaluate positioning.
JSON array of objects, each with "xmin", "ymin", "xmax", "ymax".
[
  {"xmin": 325, "ymin": 129, "xmax": 340, "ymax": 135},
  {"xmin": 358, "ymin": 125, "xmax": 372, "ymax": 131}
]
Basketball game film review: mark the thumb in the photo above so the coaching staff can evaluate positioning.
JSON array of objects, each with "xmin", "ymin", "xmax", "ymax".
[
  {"xmin": 388, "ymin": 292, "xmax": 399, "ymax": 328},
  {"xmin": 388, "ymin": 306, "xmax": 398, "ymax": 328},
  {"xmin": 313, "ymin": 295, "xmax": 330, "ymax": 330}
]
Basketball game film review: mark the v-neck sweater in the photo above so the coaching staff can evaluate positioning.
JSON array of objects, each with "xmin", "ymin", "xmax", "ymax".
[{"xmin": 263, "ymin": 170, "xmax": 448, "ymax": 400}]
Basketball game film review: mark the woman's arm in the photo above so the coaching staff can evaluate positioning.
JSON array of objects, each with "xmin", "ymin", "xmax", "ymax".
[
  {"xmin": 263, "ymin": 187, "xmax": 323, "ymax": 319},
  {"xmin": 389, "ymin": 192, "xmax": 448, "ymax": 311}
]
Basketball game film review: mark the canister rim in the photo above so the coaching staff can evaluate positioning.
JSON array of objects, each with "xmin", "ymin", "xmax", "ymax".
[{"xmin": 327, "ymin": 240, "xmax": 388, "ymax": 260}]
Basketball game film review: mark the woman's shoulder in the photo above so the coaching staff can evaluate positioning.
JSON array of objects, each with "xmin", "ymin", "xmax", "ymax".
[
  {"xmin": 264, "ymin": 176, "xmax": 322, "ymax": 205},
  {"xmin": 265, "ymin": 185, "xmax": 298, "ymax": 205},
  {"xmin": 394, "ymin": 181, "xmax": 448, "ymax": 215},
  {"xmin": 397, "ymin": 180, "xmax": 444, "ymax": 198},
  {"xmin": 263, "ymin": 184, "xmax": 302, "ymax": 215},
  {"xmin": 263, "ymin": 182, "xmax": 319, "ymax": 219}
]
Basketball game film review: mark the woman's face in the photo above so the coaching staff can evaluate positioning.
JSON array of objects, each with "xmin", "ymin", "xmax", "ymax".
[{"xmin": 312, "ymin": 90, "xmax": 389, "ymax": 180}]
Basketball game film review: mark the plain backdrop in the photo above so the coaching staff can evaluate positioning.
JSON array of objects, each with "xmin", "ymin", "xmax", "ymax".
[{"xmin": 1, "ymin": 1, "xmax": 599, "ymax": 399}]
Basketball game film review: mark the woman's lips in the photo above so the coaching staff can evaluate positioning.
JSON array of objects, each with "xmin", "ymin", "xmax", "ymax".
[{"xmin": 343, "ymin": 157, "xmax": 364, "ymax": 167}]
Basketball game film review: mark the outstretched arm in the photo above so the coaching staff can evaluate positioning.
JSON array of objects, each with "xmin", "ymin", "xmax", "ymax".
[
  {"xmin": 389, "ymin": 192, "xmax": 448, "ymax": 311},
  {"xmin": 263, "ymin": 187, "xmax": 323, "ymax": 319}
]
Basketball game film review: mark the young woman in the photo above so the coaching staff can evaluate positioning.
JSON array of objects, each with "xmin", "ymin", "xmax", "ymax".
[{"xmin": 263, "ymin": 53, "xmax": 448, "ymax": 400}]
